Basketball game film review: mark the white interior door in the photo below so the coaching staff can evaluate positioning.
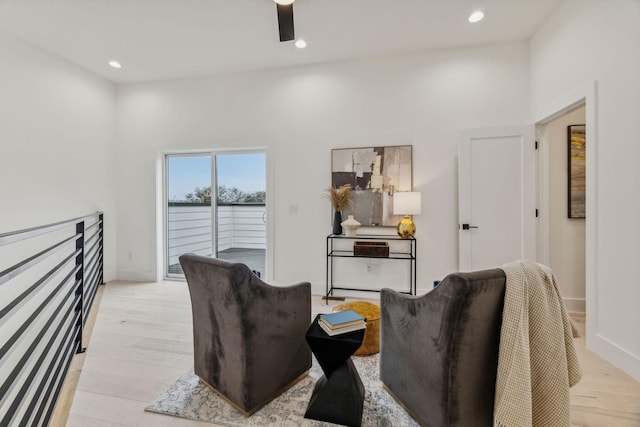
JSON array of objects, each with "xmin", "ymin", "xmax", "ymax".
[{"xmin": 458, "ymin": 126, "xmax": 536, "ymax": 271}]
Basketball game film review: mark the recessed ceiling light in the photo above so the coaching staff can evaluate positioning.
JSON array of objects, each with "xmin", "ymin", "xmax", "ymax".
[
  {"xmin": 294, "ymin": 39, "xmax": 307, "ymax": 49},
  {"xmin": 274, "ymin": 0, "xmax": 294, "ymax": 5},
  {"xmin": 108, "ymin": 60, "xmax": 122, "ymax": 69},
  {"xmin": 468, "ymin": 11, "xmax": 484, "ymax": 23}
]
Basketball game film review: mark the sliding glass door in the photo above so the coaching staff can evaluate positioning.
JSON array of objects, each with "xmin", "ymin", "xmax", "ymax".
[
  {"xmin": 215, "ymin": 153, "xmax": 266, "ymax": 277},
  {"xmin": 166, "ymin": 155, "xmax": 213, "ymax": 277},
  {"xmin": 165, "ymin": 152, "xmax": 266, "ymax": 278}
]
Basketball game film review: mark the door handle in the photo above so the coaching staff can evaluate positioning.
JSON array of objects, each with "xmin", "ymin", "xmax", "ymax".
[{"xmin": 461, "ymin": 223, "xmax": 479, "ymax": 230}]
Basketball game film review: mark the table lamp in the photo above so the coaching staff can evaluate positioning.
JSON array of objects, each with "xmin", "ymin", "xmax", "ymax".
[{"xmin": 393, "ymin": 192, "xmax": 421, "ymax": 238}]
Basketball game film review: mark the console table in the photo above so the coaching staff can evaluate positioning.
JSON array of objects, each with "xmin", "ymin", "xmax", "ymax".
[{"xmin": 326, "ymin": 234, "xmax": 416, "ymax": 301}]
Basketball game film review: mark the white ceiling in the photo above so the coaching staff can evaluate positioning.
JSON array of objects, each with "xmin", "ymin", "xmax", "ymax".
[{"xmin": 0, "ymin": 0, "xmax": 563, "ymax": 84}]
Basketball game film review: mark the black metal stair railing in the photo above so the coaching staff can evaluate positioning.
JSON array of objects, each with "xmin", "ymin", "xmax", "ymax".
[{"xmin": 0, "ymin": 212, "xmax": 104, "ymax": 426}]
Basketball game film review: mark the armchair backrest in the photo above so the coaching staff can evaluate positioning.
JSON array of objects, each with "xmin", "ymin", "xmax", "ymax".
[
  {"xmin": 179, "ymin": 253, "xmax": 312, "ymax": 414},
  {"xmin": 381, "ymin": 268, "xmax": 506, "ymax": 427}
]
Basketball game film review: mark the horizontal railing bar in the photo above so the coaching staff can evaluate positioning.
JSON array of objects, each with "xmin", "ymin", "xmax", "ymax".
[
  {"xmin": 0, "ymin": 233, "xmax": 81, "ymax": 287},
  {"xmin": 83, "ymin": 283, "xmax": 99, "ymax": 324},
  {"xmin": 85, "ymin": 251, "xmax": 98, "ymax": 275},
  {"xmin": 84, "ymin": 279, "xmax": 98, "ymax": 315},
  {"xmin": 36, "ymin": 320, "xmax": 80, "ymax": 426},
  {"xmin": 1, "ymin": 306, "xmax": 78, "ymax": 427},
  {"xmin": 0, "ymin": 268, "xmax": 79, "ymax": 361},
  {"xmin": 0, "ymin": 212, "xmax": 101, "ymax": 247},
  {"xmin": 167, "ymin": 225, "xmax": 212, "ymax": 233},
  {"xmin": 95, "ymin": 252, "xmax": 104, "ymax": 286},
  {"xmin": 85, "ymin": 269, "xmax": 99, "ymax": 296},
  {"xmin": 0, "ymin": 211, "xmax": 103, "ymax": 426},
  {"xmin": 0, "ymin": 283, "xmax": 78, "ymax": 415},
  {"xmin": 0, "ymin": 248, "xmax": 80, "ymax": 324},
  {"xmin": 168, "ymin": 238, "xmax": 212, "ymax": 250},
  {"xmin": 85, "ymin": 262, "xmax": 98, "ymax": 290},
  {"xmin": 25, "ymin": 310, "xmax": 80, "ymax": 426},
  {"xmin": 85, "ymin": 227, "xmax": 101, "ymax": 246},
  {"xmin": 84, "ymin": 235, "xmax": 102, "ymax": 260},
  {"xmin": 28, "ymin": 304, "xmax": 80, "ymax": 426},
  {"xmin": 85, "ymin": 275, "xmax": 98, "ymax": 301},
  {"xmin": 85, "ymin": 233, "xmax": 101, "ymax": 252},
  {"xmin": 0, "ymin": 221, "xmax": 74, "ymax": 248},
  {"xmin": 84, "ymin": 233, "xmax": 99, "ymax": 251},
  {"xmin": 84, "ymin": 219, "xmax": 102, "ymax": 234},
  {"xmin": 84, "ymin": 252, "xmax": 102, "ymax": 289},
  {"xmin": 89, "ymin": 264, "xmax": 102, "ymax": 286},
  {"xmin": 84, "ymin": 238, "xmax": 102, "ymax": 269},
  {"xmin": 86, "ymin": 254, "xmax": 102, "ymax": 287}
]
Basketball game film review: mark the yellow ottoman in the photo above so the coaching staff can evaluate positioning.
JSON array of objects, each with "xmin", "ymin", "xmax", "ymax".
[{"xmin": 332, "ymin": 301, "xmax": 381, "ymax": 356}]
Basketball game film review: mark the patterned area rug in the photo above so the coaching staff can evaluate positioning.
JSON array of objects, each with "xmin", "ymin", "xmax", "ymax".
[{"xmin": 145, "ymin": 354, "xmax": 418, "ymax": 426}]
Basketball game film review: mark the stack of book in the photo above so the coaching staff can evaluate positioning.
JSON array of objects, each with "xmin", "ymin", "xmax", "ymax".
[{"xmin": 319, "ymin": 310, "xmax": 366, "ymax": 336}]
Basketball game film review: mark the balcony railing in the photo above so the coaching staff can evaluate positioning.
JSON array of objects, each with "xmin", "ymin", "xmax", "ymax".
[
  {"xmin": 0, "ymin": 212, "xmax": 103, "ymax": 426},
  {"xmin": 167, "ymin": 203, "xmax": 265, "ymax": 275}
]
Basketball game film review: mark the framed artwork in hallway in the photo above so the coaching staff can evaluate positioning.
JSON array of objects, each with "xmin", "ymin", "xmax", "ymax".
[{"xmin": 568, "ymin": 124, "xmax": 586, "ymax": 219}]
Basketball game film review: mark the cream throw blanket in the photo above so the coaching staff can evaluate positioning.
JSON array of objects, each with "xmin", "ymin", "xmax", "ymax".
[{"xmin": 494, "ymin": 260, "xmax": 582, "ymax": 427}]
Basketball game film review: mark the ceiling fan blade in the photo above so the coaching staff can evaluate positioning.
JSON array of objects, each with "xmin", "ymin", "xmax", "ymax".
[{"xmin": 276, "ymin": 3, "xmax": 294, "ymax": 42}]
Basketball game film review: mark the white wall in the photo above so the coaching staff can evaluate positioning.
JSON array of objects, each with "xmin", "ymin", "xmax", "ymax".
[
  {"xmin": 115, "ymin": 41, "xmax": 530, "ymax": 292},
  {"xmin": 530, "ymin": 0, "xmax": 640, "ymax": 380},
  {"xmin": 0, "ymin": 31, "xmax": 117, "ymax": 281},
  {"xmin": 543, "ymin": 106, "xmax": 586, "ymax": 312}
]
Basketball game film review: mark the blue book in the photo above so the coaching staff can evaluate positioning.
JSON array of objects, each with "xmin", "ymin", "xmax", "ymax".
[
  {"xmin": 320, "ymin": 310, "xmax": 365, "ymax": 329},
  {"xmin": 319, "ymin": 320, "xmax": 366, "ymax": 336}
]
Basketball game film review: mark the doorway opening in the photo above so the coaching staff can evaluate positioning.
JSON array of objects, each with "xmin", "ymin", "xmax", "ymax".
[
  {"xmin": 165, "ymin": 151, "xmax": 266, "ymax": 279},
  {"xmin": 537, "ymin": 105, "xmax": 586, "ymax": 313}
]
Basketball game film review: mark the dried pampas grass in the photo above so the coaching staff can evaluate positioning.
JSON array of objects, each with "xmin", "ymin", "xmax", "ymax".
[{"xmin": 326, "ymin": 184, "xmax": 353, "ymax": 211}]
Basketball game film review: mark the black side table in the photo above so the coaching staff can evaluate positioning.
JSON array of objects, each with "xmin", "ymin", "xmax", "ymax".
[{"xmin": 304, "ymin": 314, "xmax": 365, "ymax": 427}]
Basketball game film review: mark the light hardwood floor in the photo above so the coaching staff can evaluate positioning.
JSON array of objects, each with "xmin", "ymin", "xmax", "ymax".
[{"xmin": 56, "ymin": 280, "xmax": 640, "ymax": 426}]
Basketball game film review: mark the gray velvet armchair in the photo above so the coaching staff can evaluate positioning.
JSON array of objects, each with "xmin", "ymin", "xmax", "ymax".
[
  {"xmin": 179, "ymin": 254, "xmax": 312, "ymax": 416},
  {"xmin": 380, "ymin": 268, "xmax": 506, "ymax": 427}
]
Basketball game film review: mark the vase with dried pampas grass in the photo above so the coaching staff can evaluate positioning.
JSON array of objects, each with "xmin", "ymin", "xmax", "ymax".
[{"xmin": 326, "ymin": 184, "xmax": 353, "ymax": 235}]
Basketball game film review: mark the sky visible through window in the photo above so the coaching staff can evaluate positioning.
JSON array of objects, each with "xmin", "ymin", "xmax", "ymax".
[{"xmin": 168, "ymin": 153, "xmax": 265, "ymax": 201}]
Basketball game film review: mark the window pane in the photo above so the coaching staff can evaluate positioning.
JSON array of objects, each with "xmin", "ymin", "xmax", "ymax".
[
  {"xmin": 166, "ymin": 155, "xmax": 212, "ymax": 276},
  {"xmin": 215, "ymin": 153, "xmax": 266, "ymax": 277}
]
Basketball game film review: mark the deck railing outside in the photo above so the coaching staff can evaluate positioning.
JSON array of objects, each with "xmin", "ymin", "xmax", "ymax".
[{"xmin": 167, "ymin": 203, "xmax": 266, "ymax": 275}]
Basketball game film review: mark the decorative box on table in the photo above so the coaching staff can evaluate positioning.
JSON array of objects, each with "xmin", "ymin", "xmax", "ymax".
[{"xmin": 353, "ymin": 241, "xmax": 389, "ymax": 258}]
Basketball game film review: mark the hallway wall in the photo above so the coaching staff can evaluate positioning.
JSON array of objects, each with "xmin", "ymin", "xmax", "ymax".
[
  {"xmin": 545, "ymin": 106, "xmax": 586, "ymax": 312},
  {"xmin": 0, "ymin": 30, "xmax": 117, "ymax": 280},
  {"xmin": 530, "ymin": 0, "xmax": 640, "ymax": 380}
]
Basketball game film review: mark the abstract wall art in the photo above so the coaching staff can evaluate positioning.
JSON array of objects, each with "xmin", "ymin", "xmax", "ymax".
[{"xmin": 331, "ymin": 145, "xmax": 412, "ymax": 227}]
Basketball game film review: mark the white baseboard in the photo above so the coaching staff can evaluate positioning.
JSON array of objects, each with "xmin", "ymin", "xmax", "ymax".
[
  {"xmin": 115, "ymin": 269, "xmax": 157, "ymax": 282},
  {"xmin": 589, "ymin": 332, "xmax": 640, "ymax": 382},
  {"xmin": 563, "ymin": 297, "xmax": 586, "ymax": 313},
  {"xmin": 103, "ymin": 268, "xmax": 117, "ymax": 283}
]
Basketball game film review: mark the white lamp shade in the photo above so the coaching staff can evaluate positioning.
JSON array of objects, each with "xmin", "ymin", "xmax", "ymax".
[{"xmin": 393, "ymin": 192, "xmax": 421, "ymax": 215}]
